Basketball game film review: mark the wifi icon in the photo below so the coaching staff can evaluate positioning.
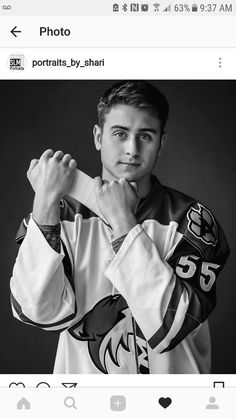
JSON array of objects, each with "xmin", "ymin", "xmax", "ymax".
[{"xmin": 153, "ymin": 3, "xmax": 160, "ymax": 12}]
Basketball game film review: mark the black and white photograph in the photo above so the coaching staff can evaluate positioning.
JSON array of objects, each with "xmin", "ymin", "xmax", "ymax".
[{"xmin": 1, "ymin": 80, "xmax": 235, "ymax": 374}]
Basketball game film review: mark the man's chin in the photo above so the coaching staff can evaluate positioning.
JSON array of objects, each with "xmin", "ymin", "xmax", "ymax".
[
  {"xmin": 118, "ymin": 166, "xmax": 142, "ymax": 180},
  {"xmin": 103, "ymin": 166, "xmax": 141, "ymax": 182},
  {"xmin": 124, "ymin": 175, "xmax": 138, "ymax": 182},
  {"xmin": 116, "ymin": 171, "xmax": 139, "ymax": 182}
]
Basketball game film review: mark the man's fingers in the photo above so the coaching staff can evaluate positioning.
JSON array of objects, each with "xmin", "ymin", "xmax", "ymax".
[
  {"xmin": 118, "ymin": 177, "xmax": 140, "ymax": 197},
  {"xmin": 53, "ymin": 150, "xmax": 64, "ymax": 160},
  {"xmin": 28, "ymin": 159, "xmax": 39, "ymax": 172},
  {"xmin": 40, "ymin": 149, "xmax": 54, "ymax": 161},
  {"xmin": 94, "ymin": 176, "xmax": 103, "ymax": 191},
  {"xmin": 62, "ymin": 154, "xmax": 72, "ymax": 165},
  {"xmin": 30, "ymin": 150, "xmax": 76, "ymax": 170},
  {"xmin": 68, "ymin": 159, "xmax": 77, "ymax": 170},
  {"xmin": 118, "ymin": 177, "xmax": 126, "ymax": 184}
]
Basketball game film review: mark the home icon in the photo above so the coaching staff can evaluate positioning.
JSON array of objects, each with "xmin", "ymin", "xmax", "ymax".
[{"xmin": 17, "ymin": 397, "xmax": 31, "ymax": 410}]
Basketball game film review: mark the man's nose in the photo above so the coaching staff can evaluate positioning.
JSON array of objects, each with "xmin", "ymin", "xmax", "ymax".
[{"xmin": 125, "ymin": 137, "xmax": 139, "ymax": 157}]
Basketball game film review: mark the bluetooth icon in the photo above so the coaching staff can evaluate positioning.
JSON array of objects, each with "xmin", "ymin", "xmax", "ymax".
[{"xmin": 122, "ymin": 4, "xmax": 128, "ymax": 12}]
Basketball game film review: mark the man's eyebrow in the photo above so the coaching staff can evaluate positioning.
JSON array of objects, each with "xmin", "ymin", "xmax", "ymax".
[
  {"xmin": 110, "ymin": 125, "xmax": 129, "ymax": 131},
  {"xmin": 138, "ymin": 128, "xmax": 157, "ymax": 134},
  {"xmin": 110, "ymin": 125, "xmax": 157, "ymax": 134}
]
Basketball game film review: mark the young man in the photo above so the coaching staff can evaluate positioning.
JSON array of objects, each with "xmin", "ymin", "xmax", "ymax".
[{"xmin": 10, "ymin": 81, "xmax": 229, "ymax": 374}]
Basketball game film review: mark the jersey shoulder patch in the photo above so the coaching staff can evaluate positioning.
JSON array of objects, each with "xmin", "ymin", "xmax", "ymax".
[{"xmin": 187, "ymin": 203, "xmax": 218, "ymax": 247}]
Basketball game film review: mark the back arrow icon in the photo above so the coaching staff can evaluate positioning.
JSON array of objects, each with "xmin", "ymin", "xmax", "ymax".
[{"xmin": 11, "ymin": 26, "xmax": 21, "ymax": 37}]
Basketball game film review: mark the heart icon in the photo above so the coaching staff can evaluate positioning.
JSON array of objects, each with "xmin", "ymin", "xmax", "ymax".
[
  {"xmin": 9, "ymin": 382, "xmax": 25, "ymax": 388},
  {"xmin": 158, "ymin": 397, "xmax": 172, "ymax": 409}
]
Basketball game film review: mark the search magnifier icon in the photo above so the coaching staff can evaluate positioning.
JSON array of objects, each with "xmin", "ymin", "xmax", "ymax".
[{"xmin": 64, "ymin": 396, "xmax": 77, "ymax": 409}]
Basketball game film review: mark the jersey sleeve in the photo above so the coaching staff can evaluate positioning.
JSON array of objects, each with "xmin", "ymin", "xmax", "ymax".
[
  {"xmin": 105, "ymin": 203, "xmax": 230, "ymax": 354},
  {"xmin": 10, "ymin": 214, "xmax": 77, "ymax": 333}
]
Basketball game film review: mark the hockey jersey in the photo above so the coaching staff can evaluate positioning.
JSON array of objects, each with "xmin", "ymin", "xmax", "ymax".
[{"xmin": 10, "ymin": 176, "xmax": 229, "ymax": 374}]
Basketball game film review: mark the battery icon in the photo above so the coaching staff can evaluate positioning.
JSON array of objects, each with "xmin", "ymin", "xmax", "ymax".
[{"xmin": 192, "ymin": 3, "xmax": 198, "ymax": 12}]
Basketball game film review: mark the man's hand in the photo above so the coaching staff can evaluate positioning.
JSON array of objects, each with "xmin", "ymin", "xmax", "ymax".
[
  {"xmin": 28, "ymin": 149, "xmax": 77, "ymax": 203},
  {"xmin": 94, "ymin": 177, "xmax": 140, "ymax": 238},
  {"xmin": 28, "ymin": 149, "xmax": 77, "ymax": 225}
]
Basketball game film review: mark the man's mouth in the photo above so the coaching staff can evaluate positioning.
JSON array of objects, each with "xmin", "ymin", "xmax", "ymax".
[{"xmin": 119, "ymin": 162, "xmax": 141, "ymax": 166}]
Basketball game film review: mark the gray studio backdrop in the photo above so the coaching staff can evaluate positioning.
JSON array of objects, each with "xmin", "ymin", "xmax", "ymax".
[{"xmin": 1, "ymin": 80, "xmax": 235, "ymax": 373}]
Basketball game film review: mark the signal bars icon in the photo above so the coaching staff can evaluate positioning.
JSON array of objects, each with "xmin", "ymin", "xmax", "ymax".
[{"xmin": 163, "ymin": 4, "xmax": 171, "ymax": 12}]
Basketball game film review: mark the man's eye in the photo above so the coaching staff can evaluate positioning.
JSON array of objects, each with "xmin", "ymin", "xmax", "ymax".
[
  {"xmin": 114, "ymin": 131, "xmax": 126, "ymax": 139},
  {"xmin": 139, "ymin": 133, "xmax": 151, "ymax": 141}
]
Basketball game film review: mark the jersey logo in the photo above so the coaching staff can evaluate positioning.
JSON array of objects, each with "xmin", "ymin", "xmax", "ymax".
[
  {"xmin": 187, "ymin": 203, "xmax": 218, "ymax": 246},
  {"xmin": 68, "ymin": 295, "xmax": 134, "ymax": 374}
]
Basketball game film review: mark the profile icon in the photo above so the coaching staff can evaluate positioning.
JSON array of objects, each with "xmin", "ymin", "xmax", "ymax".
[{"xmin": 205, "ymin": 397, "xmax": 219, "ymax": 409}]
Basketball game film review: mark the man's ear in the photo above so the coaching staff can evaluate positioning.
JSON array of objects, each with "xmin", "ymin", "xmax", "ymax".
[
  {"xmin": 157, "ymin": 132, "xmax": 167, "ymax": 157},
  {"xmin": 93, "ymin": 124, "xmax": 102, "ymax": 151}
]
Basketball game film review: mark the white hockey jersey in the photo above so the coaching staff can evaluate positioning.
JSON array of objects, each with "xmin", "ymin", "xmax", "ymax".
[{"xmin": 10, "ymin": 176, "xmax": 229, "ymax": 374}]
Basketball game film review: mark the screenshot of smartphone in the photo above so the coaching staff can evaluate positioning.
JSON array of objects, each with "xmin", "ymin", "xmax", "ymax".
[{"xmin": 0, "ymin": 1, "xmax": 235, "ymax": 417}]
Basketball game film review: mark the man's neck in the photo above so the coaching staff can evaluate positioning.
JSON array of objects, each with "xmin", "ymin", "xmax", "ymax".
[{"xmin": 136, "ymin": 176, "xmax": 152, "ymax": 198}]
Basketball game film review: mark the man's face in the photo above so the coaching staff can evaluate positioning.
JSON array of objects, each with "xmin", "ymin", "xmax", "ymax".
[{"xmin": 94, "ymin": 104, "xmax": 166, "ymax": 186}]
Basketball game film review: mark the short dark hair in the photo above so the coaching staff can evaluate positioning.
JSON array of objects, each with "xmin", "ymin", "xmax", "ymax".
[{"xmin": 97, "ymin": 80, "xmax": 169, "ymax": 132}]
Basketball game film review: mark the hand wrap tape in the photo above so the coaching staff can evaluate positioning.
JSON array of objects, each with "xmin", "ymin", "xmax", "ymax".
[{"xmin": 68, "ymin": 169, "xmax": 107, "ymax": 223}]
